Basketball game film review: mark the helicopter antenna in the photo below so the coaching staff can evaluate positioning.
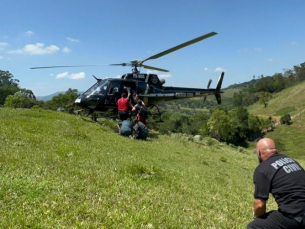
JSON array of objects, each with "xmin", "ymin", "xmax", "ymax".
[{"xmin": 92, "ymin": 75, "xmax": 102, "ymax": 81}]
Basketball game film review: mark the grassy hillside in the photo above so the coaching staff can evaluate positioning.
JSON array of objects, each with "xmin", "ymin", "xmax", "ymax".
[
  {"xmin": 247, "ymin": 80, "xmax": 305, "ymax": 160},
  {"xmin": 0, "ymin": 108, "xmax": 290, "ymax": 228},
  {"xmin": 248, "ymin": 80, "xmax": 305, "ymax": 118}
]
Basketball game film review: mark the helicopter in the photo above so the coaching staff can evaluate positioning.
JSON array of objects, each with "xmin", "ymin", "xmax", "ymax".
[{"xmin": 31, "ymin": 31, "xmax": 224, "ymax": 121}]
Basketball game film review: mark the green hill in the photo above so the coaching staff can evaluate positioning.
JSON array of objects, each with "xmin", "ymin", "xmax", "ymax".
[
  {"xmin": 247, "ymin": 80, "xmax": 305, "ymax": 160},
  {"xmin": 0, "ymin": 108, "xmax": 285, "ymax": 228}
]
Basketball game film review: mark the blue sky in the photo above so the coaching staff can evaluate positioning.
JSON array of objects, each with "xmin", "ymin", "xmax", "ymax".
[{"xmin": 1, "ymin": 0, "xmax": 305, "ymax": 96}]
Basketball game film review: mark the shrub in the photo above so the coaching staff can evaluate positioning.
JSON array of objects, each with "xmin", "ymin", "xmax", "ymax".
[{"xmin": 280, "ymin": 114, "xmax": 292, "ymax": 125}]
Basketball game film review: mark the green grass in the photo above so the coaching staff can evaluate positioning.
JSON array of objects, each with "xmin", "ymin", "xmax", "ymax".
[
  {"xmin": 248, "ymin": 80, "xmax": 305, "ymax": 118},
  {"xmin": 0, "ymin": 108, "xmax": 293, "ymax": 228},
  {"xmin": 247, "ymin": 80, "xmax": 305, "ymax": 161},
  {"xmin": 275, "ymin": 107, "xmax": 296, "ymax": 116},
  {"xmin": 264, "ymin": 110, "xmax": 305, "ymax": 161}
]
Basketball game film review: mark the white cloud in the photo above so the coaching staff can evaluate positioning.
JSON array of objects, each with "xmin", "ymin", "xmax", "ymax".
[
  {"xmin": 56, "ymin": 72, "xmax": 85, "ymax": 80},
  {"xmin": 204, "ymin": 67, "xmax": 209, "ymax": 71},
  {"xmin": 146, "ymin": 69, "xmax": 173, "ymax": 78},
  {"xmin": 49, "ymin": 73, "xmax": 54, "ymax": 77},
  {"xmin": 0, "ymin": 42, "xmax": 8, "ymax": 51},
  {"xmin": 62, "ymin": 47, "xmax": 71, "ymax": 53},
  {"xmin": 254, "ymin": 47, "xmax": 262, "ymax": 52},
  {"xmin": 0, "ymin": 42, "xmax": 8, "ymax": 47},
  {"xmin": 158, "ymin": 73, "xmax": 173, "ymax": 78},
  {"xmin": 7, "ymin": 43, "xmax": 60, "ymax": 55},
  {"xmin": 215, "ymin": 67, "xmax": 226, "ymax": 72},
  {"xmin": 66, "ymin": 37, "xmax": 80, "ymax": 43},
  {"xmin": 237, "ymin": 47, "xmax": 263, "ymax": 53},
  {"xmin": 267, "ymin": 58, "xmax": 277, "ymax": 62},
  {"xmin": 25, "ymin": 30, "xmax": 34, "ymax": 36},
  {"xmin": 56, "ymin": 72, "xmax": 69, "ymax": 79}
]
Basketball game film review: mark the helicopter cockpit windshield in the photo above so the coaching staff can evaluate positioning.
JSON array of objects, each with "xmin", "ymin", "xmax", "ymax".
[{"xmin": 83, "ymin": 80, "xmax": 109, "ymax": 96}]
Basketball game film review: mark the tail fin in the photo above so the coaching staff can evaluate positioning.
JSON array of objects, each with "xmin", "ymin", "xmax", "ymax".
[
  {"xmin": 215, "ymin": 72, "xmax": 225, "ymax": 104},
  {"xmin": 204, "ymin": 79, "xmax": 212, "ymax": 102}
]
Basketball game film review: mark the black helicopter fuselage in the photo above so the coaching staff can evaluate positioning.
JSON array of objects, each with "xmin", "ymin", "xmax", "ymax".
[{"xmin": 74, "ymin": 72, "xmax": 224, "ymax": 112}]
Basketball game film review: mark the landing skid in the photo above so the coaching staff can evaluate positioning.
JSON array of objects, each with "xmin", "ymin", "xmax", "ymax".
[{"xmin": 74, "ymin": 105, "xmax": 164, "ymax": 123}]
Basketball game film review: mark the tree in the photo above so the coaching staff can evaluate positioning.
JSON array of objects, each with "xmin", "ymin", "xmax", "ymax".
[
  {"xmin": 233, "ymin": 91, "xmax": 243, "ymax": 107},
  {"xmin": 0, "ymin": 70, "xmax": 20, "ymax": 105},
  {"xmin": 0, "ymin": 70, "xmax": 19, "ymax": 86},
  {"xmin": 4, "ymin": 93, "xmax": 36, "ymax": 108},
  {"xmin": 17, "ymin": 88, "xmax": 36, "ymax": 100},
  {"xmin": 248, "ymin": 114, "xmax": 263, "ymax": 140},
  {"xmin": 227, "ymin": 107, "xmax": 249, "ymax": 144},
  {"xmin": 206, "ymin": 109, "xmax": 231, "ymax": 142},
  {"xmin": 273, "ymin": 73, "xmax": 286, "ymax": 92},
  {"xmin": 294, "ymin": 62, "xmax": 305, "ymax": 81},
  {"xmin": 49, "ymin": 88, "xmax": 79, "ymax": 113},
  {"xmin": 259, "ymin": 91, "xmax": 272, "ymax": 107},
  {"xmin": 280, "ymin": 114, "xmax": 292, "ymax": 125},
  {"xmin": 255, "ymin": 77, "xmax": 275, "ymax": 93}
]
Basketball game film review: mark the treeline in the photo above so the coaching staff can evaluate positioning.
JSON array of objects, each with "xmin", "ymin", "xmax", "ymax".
[
  {"xmin": 150, "ymin": 106, "xmax": 275, "ymax": 146},
  {"xmin": 232, "ymin": 62, "xmax": 305, "ymax": 107},
  {"xmin": 0, "ymin": 70, "xmax": 79, "ymax": 112}
]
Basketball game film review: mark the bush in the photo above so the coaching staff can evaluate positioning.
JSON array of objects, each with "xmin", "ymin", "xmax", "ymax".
[{"xmin": 280, "ymin": 114, "xmax": 292, "ymax": 125}]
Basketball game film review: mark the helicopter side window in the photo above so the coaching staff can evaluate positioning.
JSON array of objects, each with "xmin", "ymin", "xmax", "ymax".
[
  {"xmin": 100, "ymin": 85, "xmax": 108, "ymax": 93},
  {"xmin": 137, "ymin": 82, "xmax": 149, "ymax": 94},
  {"xmin": 92, "ymin": 84, "xmax": 108, "ymax": 95},
  {"xmin": 108, "ymin": 83, "xmax": 121, "ymax": 95},
  {"xmin": 83, "ymin": 80, "xmax": 108, "ymax": 96}
]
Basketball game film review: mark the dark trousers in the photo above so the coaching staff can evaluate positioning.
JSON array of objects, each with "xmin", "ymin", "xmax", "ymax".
[
  {"xmin": 247, "ymin": 210, "xmax": 304, "ymax": 229},
  {"xmin": 118, "ymin": 111, "xmax": 129, "ymax": 121}
]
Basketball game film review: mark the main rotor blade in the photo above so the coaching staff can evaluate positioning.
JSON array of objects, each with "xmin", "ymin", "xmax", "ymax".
[
  {"xmin": 142, "ymin": 65, "xmax": 169, "ymax": 72},
  {"xmin": 109, "ymin": 63, "xmax": 128, "ymax": 67},
  {"xmin": 31, "ymin": 64, "xmax": 108, "ymax": 69},
  {"xmin": 141, "ymin": 32, "xmax": 217, "ymax": 63}
]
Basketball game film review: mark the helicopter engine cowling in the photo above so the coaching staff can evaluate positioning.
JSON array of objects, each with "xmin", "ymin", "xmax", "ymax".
[{"xmin": 160, "ymin": 79, "xmax": 166, "ymax": 85}]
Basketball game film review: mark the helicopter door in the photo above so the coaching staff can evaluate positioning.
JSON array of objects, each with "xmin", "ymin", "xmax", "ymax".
[{"xmin": 137, "ymin": 82, "xmax": 149, "ymax": 94}]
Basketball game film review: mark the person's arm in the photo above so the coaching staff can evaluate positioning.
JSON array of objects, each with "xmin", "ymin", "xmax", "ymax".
[
  {"xmin": 132, "ymin": 105, "xmax": 137, "ymax": 112},
  {"xmin": 129, "ymin": 101, "xmax": 133, "ymax": 108},
  {"xmin": 253, "ymin": 199, "xmax": 266, "ymax": 218}
]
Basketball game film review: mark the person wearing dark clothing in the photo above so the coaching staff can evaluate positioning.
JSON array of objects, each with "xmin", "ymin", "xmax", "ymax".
[
  {"xmin": 117, "ymin": 92, "xmax": 131, "ymax": 121},
  {"xmin": 132, "ymin": 100, "xmax": 147, "ymax": 126},
  {"xmin": 126, "ymin": 87, "xmax": 136, "ymax": 105},
  {"xmin": 117, "ymin": 119, "xmax": 133, "ymax": 137},
  {"xmin": 134, "ymin": 120, "xmax": 148, "ymax": 140},
  {"xmin": 247, "ymin": 138, "xmax": 305, "ymax": 229}
]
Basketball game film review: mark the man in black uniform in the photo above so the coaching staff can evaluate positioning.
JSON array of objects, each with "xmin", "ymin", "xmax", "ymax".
[{"xmin": 247, "ymin": 138, "xmax": 305, "ymax": 229}]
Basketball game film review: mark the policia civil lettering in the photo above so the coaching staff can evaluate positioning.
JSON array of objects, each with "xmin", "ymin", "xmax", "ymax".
[{"xmin": 270, "ymin": 157, "xmax": 302, "ymax": 173}]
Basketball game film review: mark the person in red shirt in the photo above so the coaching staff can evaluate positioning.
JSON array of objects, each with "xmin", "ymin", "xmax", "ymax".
[{"xmin": 117, "ymin": 92, "xmax": 132, "ymax": 121}]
